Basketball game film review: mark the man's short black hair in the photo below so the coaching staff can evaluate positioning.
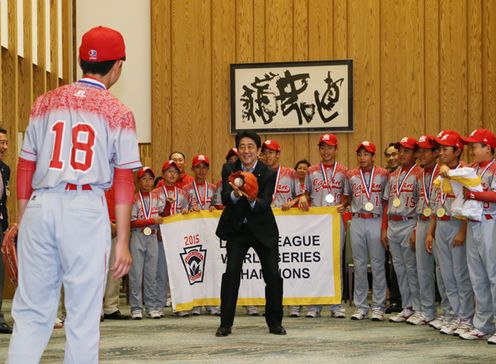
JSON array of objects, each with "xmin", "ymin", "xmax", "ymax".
[
  {"xmin": 235, "ymin": 131, "xmax": 261, "ymax": 149},
  {"xmin": 384, "ymin": 142, "xmax": 398, "ymax": 156},
  {"xmin": 79, "ymin": 59, "xmax": 118, "ymax": 76},
  {"xmin": 169, "ymin": 151, "xmax": 185, "ymax": 160},
  {"xmin": 294, "ymin": 159, "xmax": 311, "ymax": 170},
  {"xmin": 0, "ymin": 128, "xmax": 7, "ymax": 135}
]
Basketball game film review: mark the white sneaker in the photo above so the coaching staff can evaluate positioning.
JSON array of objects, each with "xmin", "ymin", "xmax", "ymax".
[
  {"xmin": 147, "ymin": 310, "xmax": 161, "ymax": 319},
  {"xmin": 487, "ymin": 334, "xmax": 496, "ymax": 345},
  {"xmin": 459, "ymin": 328, "xmax": 491, "ymax": 340},
  {"xmin": 207, "ymin": 307, "xmax": 220, "ymax": 316},
  {"xmin": 191, "ymin": 307, "xmax": 201, "ymax": 316},
  {"xmin": 305, "ymin": 309, "xmax": 321, "ymax": 318},
  {"xmin": 429, "ymin": 315, "xmax": 448, "ymax": 330},
  {"xmin": 389, "ymin": 308, "xmax": 414, "ymax": 323},
  {"xmin": 406, "ymin": 312, "xmax": 431, "ymax": 325},
  {"xmin": 245, "ymin": 306, "xmax": 259, "ymax": 316},
  {"xmin": 351, "ymin": 310, "xmax": 369, "ymax": 320},
  {"xmin": 131, "ymin": 311, "xmax": 143, "ymax": 320},
  {"xmin": 454, "ymin": 320, "xmax": 473, "ymax": 336},
  {"xmin": 371, "ymin": 310, "xmax": 384, "ymax": 321},
  {"xmin": 175, "ymin": 310, "xmax": 191, "ymax": 317},
  {"xmin": 289, "ymin": 309, "xmax": 301, "ymax": 317},
  {"xmin": 330, "ymin": 308, "xmax": 346, "ymax": 319},
  {"xmin": 440, "ymin": 318, "xmax": 460, "ymax": 335}
]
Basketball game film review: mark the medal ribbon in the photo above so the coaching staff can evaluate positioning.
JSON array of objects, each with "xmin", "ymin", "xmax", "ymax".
[
  {"xmin": 138, "ymin": 191, "xmax": 152, "ymax": 219},
  {"xmin": 193, "ymin": 181, "xmax": 209, "ymax": 210},
  {"xmin": 320, "ymin": 162, "xmax": 337, "ymax": 196},
  {"xmin": 395, "ymin": 164, "xmax": 416, "ymax": 197},
  {"xmin": 359, "ymin": 166, "xmax": 375, "ymax": 201},
  {"xmin": 78, "ymin": 77, "xmax": 106, "ymax": 90},
  {"xmin": 477, "ymin": 159, "xmax": 494, "ymax": 180},
  {"xmin": 163, "ymin": 186, "xmax": 179, "ymax": 215},
  {"xmin": 422, "ymin": 164, "xmax": 438, "ymax": 206}
]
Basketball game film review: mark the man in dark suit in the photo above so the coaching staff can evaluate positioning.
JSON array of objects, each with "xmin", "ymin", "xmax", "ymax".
[
  {"xmin": 0, "ymin": 127, "xmax": 12, "ymax": 334},
  {"xmin": 215, "ymin": 131, "xmax": 285, "ymax": 337}
]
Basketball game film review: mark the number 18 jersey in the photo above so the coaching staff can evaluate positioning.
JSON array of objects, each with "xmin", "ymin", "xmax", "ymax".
[{"xmin": 20, "ymin": 78, "xmax": 141, "ymax": 189}]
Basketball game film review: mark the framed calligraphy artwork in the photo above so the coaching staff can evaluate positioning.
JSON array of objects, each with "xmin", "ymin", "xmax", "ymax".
[{"xmin": 230, "ymin": 59, "xmax": 353, "ymax": 134}]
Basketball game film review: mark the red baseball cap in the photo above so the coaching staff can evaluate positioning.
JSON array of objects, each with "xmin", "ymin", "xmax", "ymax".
[
  {"xmin": 192, "ymin": 154, "xmax": 210, "ymax": 167},
  {"xmin": 435, "ymin": 130, "xmax": 463, "ymax": 149},
  {"xmin": 318, "ymin": 133, "xmax": 338, "ymax": 147},
  {"xmin": 356, "ymin": 141, "xmax": 376, "ymax": 154},
  {"xmin": 396, "ymin": 136, "xmax": 418, "ymax": 150},
  {"xmin": 262, "ymin": 139, "xmax": 281, "ymax": 152},
  {"xmin": 460, "ymin": 129, "xmax": 496, "ymax": 148},
  {"xmin": 137, "ymin": 167, "xmax": 155, "ymax": 179},
  {"xmin": 225, "ymin": 148, "xmax": 238, "ymax": 159},
  {"xmin": 161, "ymin": 160, "xmax": 179, "ymax": 172},
  {"xmin": 416, "ymin": 135, "xmax": 438, "ymax": 149},
  {"xmin": 79, "ymin": 26, "xmax": 126, "ymax": 62}
]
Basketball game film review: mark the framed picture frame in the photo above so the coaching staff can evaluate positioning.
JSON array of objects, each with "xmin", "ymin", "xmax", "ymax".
[{"xmin": 230, "ymin": 59, "xmax": 353, "ymax": 134}]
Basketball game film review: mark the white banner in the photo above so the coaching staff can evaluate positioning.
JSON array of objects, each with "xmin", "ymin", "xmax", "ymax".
[{"xmin": 160, "ymin": 207, "xmax": 341, "ymax": 312}]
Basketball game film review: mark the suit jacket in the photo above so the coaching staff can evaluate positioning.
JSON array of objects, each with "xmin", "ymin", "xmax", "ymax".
[
  {"xmin": 216, "ymin": 160, "xmax": 279, "ymax": 248},
  {"xmin": 0, "ymin": 161, "xmax": 10, "ymax": 232}
]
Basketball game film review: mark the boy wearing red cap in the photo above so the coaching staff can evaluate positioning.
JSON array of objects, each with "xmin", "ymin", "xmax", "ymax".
[
  {"xmin": 156, "ymin": 160, "xmax": 191, "ymax": 316},
  {"xmin": 383, "ymin": 137, "xmax": 421, "ymax": 323},
  {"xmin": 411, "ymin": 136, "xmax": 451, "ymax": 326},
  {"xmin": 8, "ymin": 26, "xmax": 140, "ymax": 362},
  {"xmin": 345, "ymin": 141, "xmax": 389, "ymax": 320},
  {"xmin": 457, "ymin": 129, "xmax": 496, "ymax": 342},
  {"xmin": 183, "ymin": 154, "xmax": 219, "ymax": 315},
  {"xmin": 298, "ymin": 133, "xmax": 350, "ymax": 318},
  {"xmin": 425, "ymin": 130, "xmax": 474, "ymax": 336},
  {"xmin": 129, "ymin": 167, "xmax": 165, "ymax": 320}
]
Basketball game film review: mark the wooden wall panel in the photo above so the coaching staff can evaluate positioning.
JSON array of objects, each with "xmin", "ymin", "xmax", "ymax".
[{"xmin": 144, "ymin": 0, "xmax": 496, "ymax": 180}]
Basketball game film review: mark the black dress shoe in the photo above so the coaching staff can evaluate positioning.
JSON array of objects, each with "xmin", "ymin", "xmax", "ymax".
[
  {"xmin": 103, "ymin": 310, "xmax": 132, "ymax": 320},
  {"xmin": 215, "ymin": 326, "xmax": 232, "ymax": 337},
  {"xmin": 385, "ymin": 303, "xmax": 402, "ymax": 314},
  {"xmin": 269, "ymin": 325, "xmax": 287, "ymax": 335},
  {"xmin": 0, "ymin": 323, "xmax": 13, "ymax": 334}
]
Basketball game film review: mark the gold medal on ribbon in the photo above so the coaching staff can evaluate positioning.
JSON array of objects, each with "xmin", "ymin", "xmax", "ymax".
[
  {"xmin": 423, "ymin": 207, "xmax": 432, "ymax": 217},
  {"xmin": 436, "ymin": 208, "xmax": 446, "ymax": 218},
  {"xmin": 392, "ymin": 197, "xmax": 401, "ymax": 208},
  {"xmin": 364, "ymin": 202, "xmax": 374, "ymax": 211},
  {"xmin": 143, "ymin": 227, "xmax": 152, "ymax": 236}
]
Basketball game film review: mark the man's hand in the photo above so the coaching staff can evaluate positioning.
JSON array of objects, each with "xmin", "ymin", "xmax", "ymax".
[
  {"xmin": 453, "ymin": 230, "xmax": 466, "ymax": 247},
  {"xmin": 381, "ymin": 229, "xmax": 389, "ymax": 249},
  {"xmin": 409, "ymin": 231, "xmax": 416, "ymax": 250},
  {"xmin": 191, "ymin": 204, "xmax": 201, "ymax": 212},
  {"xmin": 154, "ymin": 217, "xmax": 163, "ymax": 224},
  {"xmin": 425, "ymin": 234, "xmax": 433, "ymax": 254},
  {"xmin": 208, "ymin": 205, "xmax": 216, "ymax": 212},
  {"xmin": 298, "ymin": 195, "xmax": 309, "ymax": 211},
  {"xmin": 336, "ymin": 204, "xmax": 345, "ymax": 214},
  {"xmin": 111, "ymin": 240, "xmax": 132, "ymax": 279},
  {"xmin": 439, "ymin": 165, "xmax": 450, "ymax": 178}
]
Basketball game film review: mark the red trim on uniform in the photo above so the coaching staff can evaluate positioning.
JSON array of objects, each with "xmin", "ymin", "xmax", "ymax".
[
  {"xmin": 467, "ymin": 190, "xmax": 496, "ymax": 203},
  {"xmin": 381, "ymin": 202, "xmax": 388, "ymax": 230},
  {"xmin": 113, "ymin": 168, "xmax": 134, "ymax": 205},
  {"xmin": 131, "ymin": 218, "xmax": 157, "ymax": 228},
  {"xmin": 17, "ymin": 157, "xmax": 36, "ymax": 200},
  {"xmin": 389, "ymin": 215, "xmax": 415, "ymax": 221}
]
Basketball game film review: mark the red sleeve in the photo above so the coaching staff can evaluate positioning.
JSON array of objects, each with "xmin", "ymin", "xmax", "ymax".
[
  {"xmin": 469, "ymin": 190, "xmax": 496, "ymax": 203},
  {"xmin": 114, "ymin": 168, "xmax": 135, "ymax": 205},
  {"xmin": 17, "ymin": 158, "xmax": 36, "ymax": 200},
  {"xmin": 105, "ymin": 187, "xmax": 116, "ymax": 222},
  {"xmin": 131, "ymin": 219, "xmax": 157, "ymax": 228},
  {"xmin": 381, "ymin": 202, "xmax": 389, "ymax": 231}
]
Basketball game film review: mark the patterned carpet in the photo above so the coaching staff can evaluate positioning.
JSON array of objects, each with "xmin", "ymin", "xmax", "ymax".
[{"xmin": 0, "ymin": 301, "xmax": 494, "ymax": 363}]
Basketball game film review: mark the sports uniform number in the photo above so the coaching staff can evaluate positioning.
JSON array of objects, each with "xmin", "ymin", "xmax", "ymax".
[
  {"xmin": 405, "ymin": 196, "xmax": 416, "ymax": 208},
  {"xmin": 49, "ymin": 121, "xmax": 95, "ymax": 172}
]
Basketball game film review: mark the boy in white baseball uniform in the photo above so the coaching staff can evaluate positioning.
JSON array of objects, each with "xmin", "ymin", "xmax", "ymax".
[
  {"xmin": 129, "ymin": 167, "xmax": 165, "ymax": 320},
  {"xmin": 383, "ymin": 137, "xmax": 421, "ymax": 323},
  {"xmin": 8, "ymin": 26, "xmax": 140, "ymax": 363},
  {"xmin": 426, "ymin": 130, "xmax": 474, "ymax": 336},
  {"xmin": 298, "ymin": 133, "xmax": 349, "ymax": 318},
  {"xmin": 457, "ymin": 129, "xmax": 496, "ymax": 343},
  {"xmin": 346, "ymin": 141, "xmax": 389, "ymax": 321}
]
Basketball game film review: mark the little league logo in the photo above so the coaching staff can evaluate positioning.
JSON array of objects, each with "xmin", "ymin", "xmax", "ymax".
[{"xmin": 180, "ymin": 245, "xmax": 207, "ymax": 285}]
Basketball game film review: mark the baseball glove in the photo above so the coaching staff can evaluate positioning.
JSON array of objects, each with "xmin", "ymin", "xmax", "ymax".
[
  {"xmin": 228, "ymin": 171, "xmax": 259, "ymax": 200},
  {"xmin": 1, "ymin": 223, "xmax": 18, "ymax": 287}
]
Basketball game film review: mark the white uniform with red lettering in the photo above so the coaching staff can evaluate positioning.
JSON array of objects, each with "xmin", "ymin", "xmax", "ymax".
[
  {"xmin": 271, "ymin": 166, "xmax": 298, "ymax": 207},
  {"xmin": 183, "ymin": 181, "xmax": 216, "ymax": 211},
  {"xmin": 465, "ymin": 160, "xmax": 496, "ymax": 335},
  {"xmin": 303, "ymin": 162, "xmax": 349, "ymax": 316},
  {"xmin": 384, "ymin": 165, "xmax": 421, "ymax": 314},
  {"xmin": 8, "ymin": 78, "xmax": 141, "ymax": 363},
  {"xmin": 346, "ymin": 166, "xmax": 388, "ymax": 314}
]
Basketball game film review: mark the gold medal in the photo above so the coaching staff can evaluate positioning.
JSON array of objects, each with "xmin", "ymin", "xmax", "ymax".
[
  {"xmin": 423, "ymin": 207, "xmax": 432, "ymax": 217},
  {"xmin": 436, "ymin": 208, "xmax": 446, "ymax": 218},
  {"xmin": 392, "ymin": 198, "xmax": 401, "ymax": 208},
  {"xmin": 325, "ymin": 194, "xmax": 335, "ymax": 203},
  {"xmin": 143, "ymin": 227, "xmax": 152, "ymax": 236},
  {"xmin": 364, "ymin": 202, "xmax": 374, "ymax": 211}
]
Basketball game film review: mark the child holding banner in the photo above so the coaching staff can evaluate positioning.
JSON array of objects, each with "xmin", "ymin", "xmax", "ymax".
[
  {"xmin": 298, "ymin": 133, "xmax": 349, "ymax": 319},
  {"xmin": 156, "ymin": 160, "xmax": 190, "ymax": 316},
  {"xmin": 183, "ymin": 154, "xmax": 219, "ymax": 316},
  {"xmin": 129, "ymin": 167, "xmax": 164, "ymax": 320},
  {"xmin": 346, "ymin": 141, "xmax": 389, "ymax": 321}
]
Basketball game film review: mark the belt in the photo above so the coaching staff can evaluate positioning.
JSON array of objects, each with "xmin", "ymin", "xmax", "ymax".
[
  {"xmin": 469, "ymin": 215, "xmax": 494, "ymax": 222},
  {"xmin": 353, "ymin": 213, "xmax": 380, "ymax": 219},
  {"xmin": 419, "ymin": 215, "xmax": 431, "ymax": 221},
  {"xmin": 389, "ymin": 215, "xmax": 415, "ymax": 222},
  {"xmin": 438, "ymin": 215, "xmax": 452, "ymax": 221},
  {"xmin": 65, "ymin": 183, "xmax": 92, "ymax": 191}
]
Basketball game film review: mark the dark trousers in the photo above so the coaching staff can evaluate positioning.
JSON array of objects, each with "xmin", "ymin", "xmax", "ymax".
[
  {"xmin": 220, "ymin": 226, "xmax": 283, "ymax": 328},
  {"xmin": 386, "ymin": 250, "xmax": 401, "ymax": 305}
]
